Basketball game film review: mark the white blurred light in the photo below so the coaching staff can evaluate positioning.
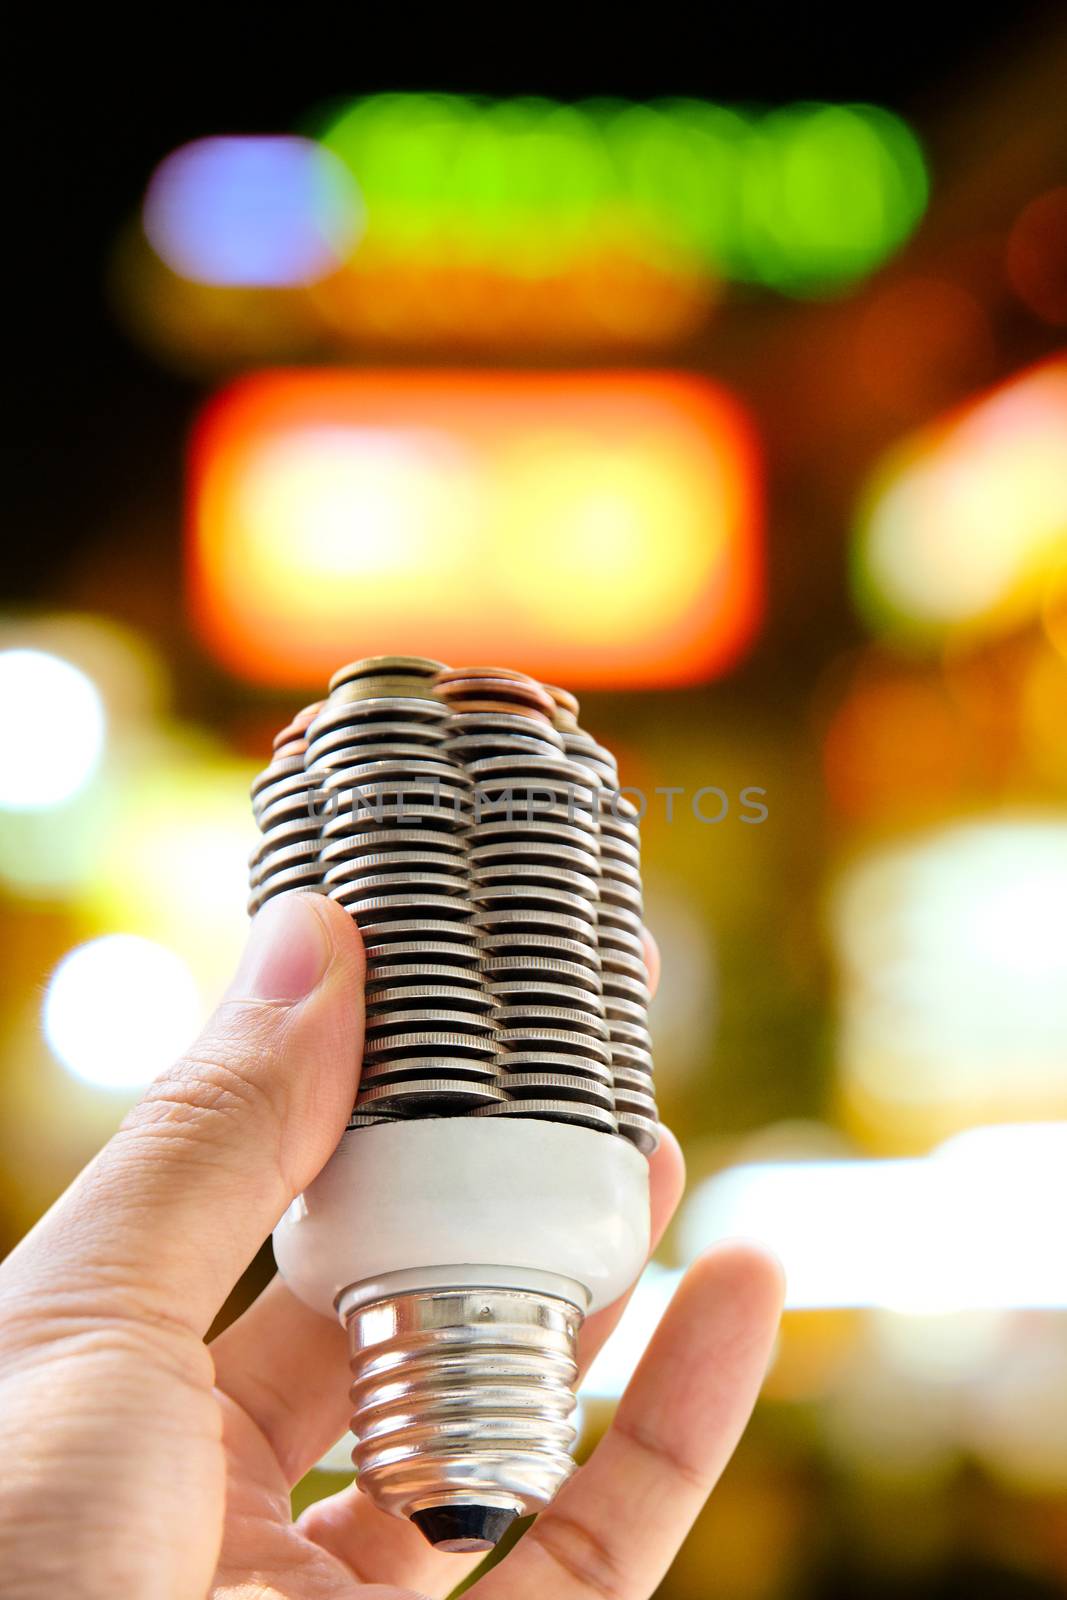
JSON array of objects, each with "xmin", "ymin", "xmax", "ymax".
[
  {"xmin": 316, "ymin": 1434, "xmax": 357, "ymax": 1475},
  {"xmin": 681, "ymin": 1122, "xmax": 1067, "ymax": 1312},
  {"xmin": 43, "ymin": 934, "xmax": 202, "ymax": 1090},
  {"xmin": 0, "ymin": 650, "xmax": 106, "ymax": 808},
  {"xmin": 582, "ymin": 1263, "xmax": 684, "ymax": 1399},
  {"xmin": 831, "ymin": 817, "xmax": 1067, "ymax": 1113}
]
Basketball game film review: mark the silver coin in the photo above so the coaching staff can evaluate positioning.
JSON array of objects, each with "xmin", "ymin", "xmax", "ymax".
[
  {"xmin": 323, "ymin": 782, "xmax": 474, "ymax": 815},
  {"xmin": 469, "ymin": 839, "xmax": 601, "ymax": 876},
  {"xmin": 359, "ymin": 1058, "xmax": 498, "ymax": 1085},
  {"xmin": 446, "ymin": 732, "xmax": 564, "ymax": 763},
  {"xmin": 487, "ymin": 981, "xmax": 603, "ymax": 1014},
  {"xmin": 598, "ymin": 946, "xmax": 649, "ymax": 982},
  {"xmin": 608, "ymin": 1018, "xmax": 654, "ymax": 1048},
  {"xmin": 612, "ymin": 1065, "xmax": 656, "ymax": 1092},
  {"xmin": 319, "ymin": 759, "xmax": 472, "ymax": 795},
  {"xmin": 618, "ymin": 1111, "xmax": 659, "ymax": 1154},
  {"xmin": 615, "ymin": 1088, "xmax": 659, "ymax": 1122},
  {"xmin": 326, "ymin": 851, "xmax": 470, "ymax": 876},
  {"xmin": 493, "ymin": 1050, "xmax": 615, "ymax": 1086},
  {"xmin": 249, "ymin": 814, "xmax": 319, "ymax": 860},
  {"xmin": 250, "ymin": 838, "xmax": 321, "ymax": 885},
  {"xmin": 601, "ymin": 972, "xmax": 651, "ymax": 1005},
  {"xmin": 306, "ymin": 724, "xmax": 446, "ymax": 766},
  {"xmin": 482, "ymin": 954, "xmax": 602, "ymax": 992},
  {"xmin": 322, "ymin": 803, "xmax": 472, "ymax": 839},
  {"xmin": 494, "ymin": 1003, "xmax": 608, "ymax": 1038},
  {"xmin": 598, "ymin": 812, "xmax": 639, "ymax": 851},
  {"xmin": 499, "ymin": 1072, "xmax": 616, "ymax": 1111},
  {"xmin": 337, "ymin": 891, "xmax": 473, "ymax": 919},
  {"xmin": 468, "ymin": 817, "xmax": 599, "ymax": 851},
  {"xmin": 363, "ymin": 1056, "xmax": 502, "ymax": 1081},
  {"xmin": 598, "ymin": 835, "xmax": 641, "ymax": 871},
  {"xmin": 362, "ymin": 939, "xmax": 482, "ymax": 967},
  {"xmin": 309, "ymin": 693, "xmax": 448, "ymax": 737},
  {"xmin": 329, "ymin": 655, "xmax": 446, "ymax": 690},
  {"xmin": 597, "ymin": 898, "xmax": 644, "ymax": 931},
  {"xmin": 365, "ymin": 1007, "xmax": 497, "ymax": 1037},
  {"xmin": 319, "ymin": 828, "xmax": 469, "ymax": 864},
  {"xmin": 367, "ymin": 982, "xmax": 496, "ymax": 1010},
  {"xmin": 608, "ymin": 1042, "xmax": 655, "ymax": 1072},
  {"xmin": 345, "ymin": 1111, "xmax": 399, "ymax": 1129},
  {"xmin": 326, "ymin": 868, "xmax": 472, "ymax": 899},
  {"xmin": 473, "ymin": 909, "xmax": 598, "ymax": 945},
  {"xmin": 598, "ymin": 879, "xmax": 644, "ymax": 914},
  {"xmin": 359, "ymin": 919, "xmax": 480, "ymax": 945},
  {"xmin": 252, "ymin": 765, "xmax": 317, "ymax": 813},
  {"xmin": 482, "ymin": 933, "xmax": 602, "ymax": 971},
  {"xmin": 473, "ymin": 799, "xmax": 599, "ymax": 832},
  {"xmin": 254, "ymin": 795, "xmax": 322, "ymax": 838},
  {"xmin": 359, "ymin": 1079, "xmax": 506, "ymax": 1109},
  {"xmin": 249, "ymin": 866, "xmax": 322, "ymax": 911},
  {"xmin": 603, "ymin": 995, "xmax": 648, "ymax": 1026},
  {"xmin": 466, "ymin": 753, "xmax": 601, "ymax": 788},
  {"xmin": 250, "ymin": 754, "xmax": 304, "ymax": 800},
  {"xmin": 494, "ymin": 1027, "xmax": 612, "ymax": 1066},
  {"xmin": 472, "ymin": 863, "xmax": 601, "ymax": 901},
  {"xmin": 475, "ymin": 1099, "xmax": 617, "ymax": 1133},
  {"xmin": 471, "ymin": 885, "xmax": 596, "ymax": 922},
  {"xmin": 364, "ymin": 1031, "xmax": 497, "ymax": 1059},
  {"xmin": 595, "ymin": 923, "xmax": 646, "ymax": 961}
]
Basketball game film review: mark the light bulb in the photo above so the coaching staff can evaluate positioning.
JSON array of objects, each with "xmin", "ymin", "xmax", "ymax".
[{"xmin": 256, "ymin": 658, "xmax": 657, "ymax": 1553}]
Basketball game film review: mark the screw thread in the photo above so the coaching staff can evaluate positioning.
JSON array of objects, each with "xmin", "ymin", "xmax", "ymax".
[{"xmin": 345, "ymin": 1286, "xmax": 583, "ymax": 1532}]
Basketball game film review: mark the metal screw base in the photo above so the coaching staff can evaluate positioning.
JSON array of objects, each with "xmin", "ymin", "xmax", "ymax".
[{"xmin": 345, "ymin": 1285, "xmax": 584, "ymax": 1545}]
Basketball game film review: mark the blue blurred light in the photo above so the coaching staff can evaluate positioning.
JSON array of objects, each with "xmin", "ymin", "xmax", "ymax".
[{"xmin": 143, "ymin": 136, "xmax": 363, "ymax": 287}]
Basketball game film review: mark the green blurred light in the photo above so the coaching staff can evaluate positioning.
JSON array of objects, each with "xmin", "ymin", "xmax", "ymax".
[{"xmin": 318, "ymin": 94, "xmax": 928, "ymax": 295}]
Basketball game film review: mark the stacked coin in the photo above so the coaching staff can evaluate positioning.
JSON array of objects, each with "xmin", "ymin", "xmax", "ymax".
[
  {"xmin": 547, "ymin": 694, "xmax": 659, "ymax": 1155},
  {"xmin": 308, "ymin": 657, "xmax": 503, "ymax": 1125},
  {"xmin": 435, "ymin": 668, "xmax": 618, "ymax": 1136},
  {"xmin": 248, "ymin": 660, "xmax": 657, "ymax": 1152},
  {"xmin": 249, "ymin": 702, "xmax": 323, "ymax": 913}
]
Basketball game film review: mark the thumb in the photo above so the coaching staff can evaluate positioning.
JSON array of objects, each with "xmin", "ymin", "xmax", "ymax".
[{"xmin": 1, "ymin": 893, "xmax": 363, "ymax": 1340}]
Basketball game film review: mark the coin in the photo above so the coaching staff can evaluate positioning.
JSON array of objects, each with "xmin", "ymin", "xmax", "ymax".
[{"xmin": 474, "ymin": 1099, "xmax": 617, "ymax": 1134}]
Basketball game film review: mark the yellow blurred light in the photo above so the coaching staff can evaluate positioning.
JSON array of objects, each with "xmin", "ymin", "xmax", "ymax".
[
  {"xmin": 43, "ymin": 934, "xmax": 203, "ymax": 1091},
  {"xmin": 0, "ymin": 649, "xmax": 105, "ymax": 809},
  {"xmin": 85, "ymin": 740, "xmax": 256, "ymax": 998},
  {"xmin": 830, "ymin": 817, "xmax": 1067, "ymax": 1138},
  {"xmin": 188, "ymin": 370, "xmax": 761, "ymax": 688},
  {"xmin": 854, "ymin": 356, "xmax": 1067, "ymax": 645},
  {"xmin": 582, "ymin": 1264, "xmax": 685, "ymax": 1399}
]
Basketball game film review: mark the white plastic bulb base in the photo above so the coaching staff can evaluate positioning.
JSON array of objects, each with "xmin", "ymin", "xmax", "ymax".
[{"xmin": 273, "ymin": 1117, "xmax": 650, "ymax": 1552}]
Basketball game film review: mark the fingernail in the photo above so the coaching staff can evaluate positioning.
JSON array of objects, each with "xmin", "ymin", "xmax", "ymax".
[{"xmin": 229, "ymin": 893, "xmax": 332, "ymax": 1003}]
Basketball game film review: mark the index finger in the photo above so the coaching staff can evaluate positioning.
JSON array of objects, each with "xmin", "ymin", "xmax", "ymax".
[{"xmin": 473, "ymin": 1245, "xmax": 784, "ymax": 1600}]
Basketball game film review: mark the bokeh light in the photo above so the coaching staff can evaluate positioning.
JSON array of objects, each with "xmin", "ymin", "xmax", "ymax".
[
  {"xmin": 682, "ymin": 1123, "xmax": 1067, "ymax": 1312},
  {"xmin": 1007, "ymin": 187, "xmax": 1067, "ymax": 327},
  {"xmin": 143, "ymin": 136, "xmax": 363, "ymax": 286},
  {"xmin": 320, "ymin": 94, "xmax": 927, "ymax": 298},
  {"xmin": 42, "ymin": 934, "xmax": 203, "ymax": 1091},
  {"xmin": 187, "ymin": 369, "xmax": 761, "ymax": 688},
  {"xmin": 854, "ymin": 356, "xmax": 1067, "ymax": 644},
  {"xmin": 0, "ymin": 649, "xmax": 106, "ymax": 809},
  {"xmin": 831, "ymin": 816, "xmax": 1067, "ymax": 1140}
]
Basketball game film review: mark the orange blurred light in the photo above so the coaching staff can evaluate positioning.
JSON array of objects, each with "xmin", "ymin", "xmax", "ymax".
[{"xmin": 187, "ymin": 370, "xmax": 761, "ymax": 688}]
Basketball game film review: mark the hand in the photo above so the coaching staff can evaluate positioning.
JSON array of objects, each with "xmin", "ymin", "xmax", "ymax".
[{"xmin": 0, "ymin": 892, "xmax": 783, "ymax": 1600}]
